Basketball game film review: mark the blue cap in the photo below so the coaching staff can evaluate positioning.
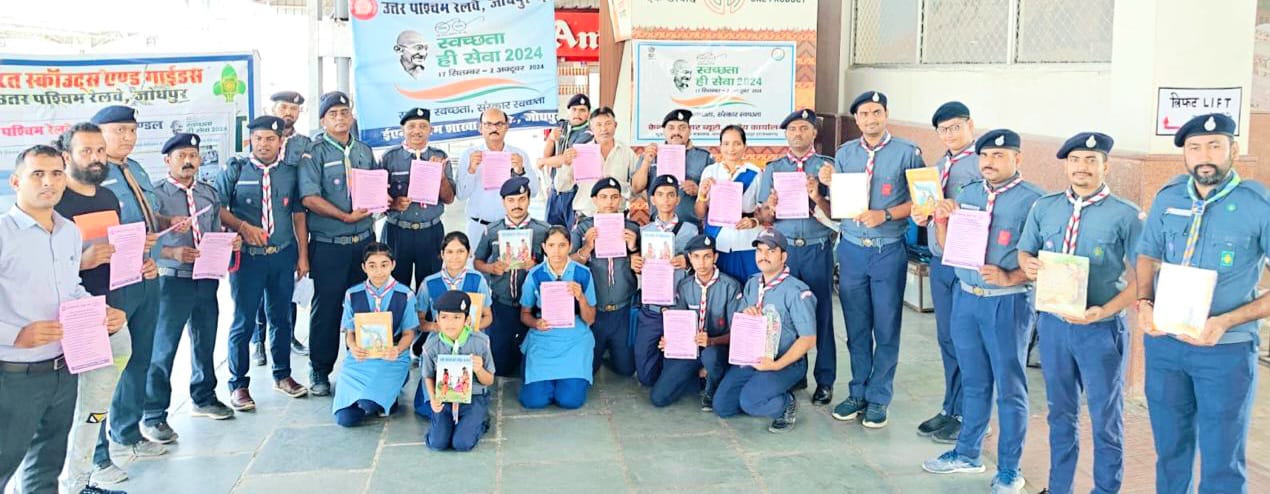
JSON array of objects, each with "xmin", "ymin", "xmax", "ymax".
[
  {"xmin": 975, "ymin": 129, "xmax": 1021, "ymax": 154},
  {"xmin": 649, "ymin": 174, "xmax": 679, "ymax": 194},
  {"xmin": 318, "ymin": 91, "xmax": 351, "ymax": 118},
  {"xmin": 435, "ymin": 290, "xmax": 472, "ymax": 314},
  {"xmin": 931, "ymin": 101, "xmax": 971, "ymax": 127},
  {"xmin": 161, "ymin": 133, "xmax": 201, "ymax": 154},
  {"xmin": 567, "ymin": 93, "xmax": 591, "ymax": 109},
  {"xmin": 1173, "ymin": 113, "xmax": 1237, "ymax": 147},
  {"xmin": 246, "ymin": 116, "xmax": 286, "ymax": 134},
  {"xmin": 90, "ymin": 105, "xmax": 136, "ymax": 125},
  {"xmin": 779, "ymin": 108, "xmax": 819, "ymax": 130},
  {"xmin": 662, "ymin": 109, "xmax": 693, "ymax": 126},
  {"xmin": 684, "ymin": 234, "xmax": 716, "ymax": 253},
  {"xmin": 1057, "ymin": 132, "xmax": 1114, "ymax": 159},
  {"xmin": 270, "ymin": 91, "xmax": 305, "ymax": 105},
  {"xmin": 500, "ymin": 176, "xmax": 531, "ymax": 197},
  {"xmin": 751, "ymin": 228, "xmax": 789, "ymax": 251},
  {"xmin": 590, "ymin": 177, "xmax": 622, "ymax": 197},
  {"xmin": 400, "ymin": 107, "xmax": 431, "ymax": 125},
  {"xmin": 849, "ymin": 91, "xmax": 887, "ymax": 114}
]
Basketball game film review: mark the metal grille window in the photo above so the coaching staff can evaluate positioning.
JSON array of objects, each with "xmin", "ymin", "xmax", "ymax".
[{"xmin": 852, "ymin": 0, "xmax": 1113, "ymax": 66}]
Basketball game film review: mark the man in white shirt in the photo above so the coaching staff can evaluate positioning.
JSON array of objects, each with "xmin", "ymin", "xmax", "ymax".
[
  {"xmin": 553, "ymin": 107, "xmax": 636, "ymax": 222},
  {"xmin": 455, "ymin": 108, "xmax": 538, "ymax": 248}
]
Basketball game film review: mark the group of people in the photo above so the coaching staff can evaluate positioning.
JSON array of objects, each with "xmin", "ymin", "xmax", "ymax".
[{"xmin": 0, "ymin": 85, "xmax": 1264, "ymax": 494}]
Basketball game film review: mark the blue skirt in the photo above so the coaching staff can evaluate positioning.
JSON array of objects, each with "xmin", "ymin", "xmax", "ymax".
[{"xmin": 332, "ymin": 352, "xmax": 411, "ymax": 414}]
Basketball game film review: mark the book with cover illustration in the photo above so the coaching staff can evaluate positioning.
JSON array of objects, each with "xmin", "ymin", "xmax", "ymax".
[
  {"xmin": 905, "ymin": 167, "xmax": 943, "ymax": 218},
  {"xmin": 1034, "ymin": 251, "xmax": 1089, "ymax": 318},
  {"xmin": 498, "ymin": 229, "xmax": 535, "ymax": 271},
  {"xmin": 641, "ymin": 231, "xmax": 675, "ymax": 261},
  {"xmin": 353, "ymin": 312, "xmax": 394, "ymax": 359},
  {"xmin": 1153, "ymin": 263, "xmax": 1217, "ymax": 339},
  {"xmin": 435, "ymin": 354, "xmax": 474, "ymax": 404}
]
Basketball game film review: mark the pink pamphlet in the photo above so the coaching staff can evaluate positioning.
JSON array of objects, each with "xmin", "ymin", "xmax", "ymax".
[
  {"xmin": 350, "ymin": 168, "xmax": 389, "ymax": 213},
  {"xmin": 59, "ymin": 295, "xmax": 113, "ymax": 374},
  {"xmin": 593, "ymin": 213, "xmax": 627, "ymax": 259},
  {"xmin": 572, "ymin": 143, "xmax": 603, "ymax": 182},
  {"xmin": 481, "ymin": 151, "xmax": 512, "ymax": 190},
  {"xmin": 706, "ymin": 181, "xmax": 742, "ymax": 228},
  {"xmin": 662, "ymin": 310, "xmax": 698, "ymax": 360},
  {"xmin": 656, "ymin": 144, "xmax": 686, "ymax": 182},
  {"xmin": 640, "ymin": 260, "xmax": 675, "ymax": 305},
  {"xmin": 407, "ymin": 160, "xmax": 444, "ymax": 205},
  {"xmin": 773, "ymin": 172, "xmax": 810, "ymax": 219},
  {"xmin": 728, "ymin": 312, "xmax": 767, "ymax": 366},
  {"xmin": 540, "ymin": 281, "xmax": 575, "ymax": 328},
  {"xmin": 107, "ymin": 222, "xmax": 146, "ymax": 290},
  {"xmin": 942, "ymin": 209, "xmax": 991, "ymax": 270}
]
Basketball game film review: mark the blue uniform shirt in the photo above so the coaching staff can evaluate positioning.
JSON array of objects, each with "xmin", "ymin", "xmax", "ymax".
[
  {"xmin": 152, "ymin": 178, "xmax": 224, "ymax": 272},
  {"xmin": 832, "ymin": 134, "xmax": 926, "ymax": 242},
  {"xmin": 216, "ymin": 156, "xmax": 304, "ymax": 250},
  {"xmin": 953, "ymin": 176, "xmax": 1045, "ymax": 289},
  {"xmin": 282, "ymin": 133, "xmax": 313, "ymax": 166},
  {"xmin": 1018, "ymin": 187, "xmax": 1143, "ymax": 314},
  {"xmin": 474, "ymin": 219, "xmax": 552, "ymax": 305},
  {"xmin": 101, "ymin": 158, "xmax": 159, "ymax": 230},
  {"xmin": 737, "ymin": 271, "xmax": 817, "ymax": 358},
  {"xmin": 635, "ymin": 146, "xmax": 715, "ymax": 220},
  {"xmin": 672, "ymin": 271, "xmax": 743, "ymax": 337},
  {"xmin": 927, "ymin": 151, "xmax": 981, "ymax": 257},
  {"xmin": 571, "ymin": 215, "xmax": 641, "ymax": 308},
  {"xmin": 381, "ymin": 145, "xmax": 451, "ymax": 225},
  {"xmin": 298, "ymin": 132, "xmax": 379, "ymax": 240},
  {"xmin": 420, "ymin": 330, "xmax": 496, "ymax": 396},
  {"xmin": 1137, "ymin": 173, "xmax": 1270, "ymax": 344},
  {"xmin": 339, "ymin": 280, "xmax": 420, "ymax": 332},
  {"xmin": 756, "ymin": 153, "xmax": 836, "ymax": 242},
  {"xmin": 416, "ymin": 268, "xmax": 493, "ymax": 322},
  {"xmin": 639, "ymin": 215, "xmax": 700, "ymax": 300}
]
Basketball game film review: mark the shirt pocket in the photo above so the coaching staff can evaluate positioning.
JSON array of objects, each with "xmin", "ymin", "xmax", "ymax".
[
  {"xmin": 1080, "ymin": 228, "xmax": 1119, "ymax": 266},
  {"xmin": 1158, "ymin": 216, "xmax": 1191, "ymax": 261},
  {"xmin": 1207, "ymin": 233, "xmax": 1255, "ymax": 272},
  {"xmin": 1039, "ymin": 226, "xmax": 1064, "ymax": 253},
  {"xmin": 235, "ymin": 181, "xmax": 261, "ymax": 207}
]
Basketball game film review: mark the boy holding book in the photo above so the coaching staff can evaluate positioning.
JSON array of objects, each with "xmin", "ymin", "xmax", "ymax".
[{"xmin": 422, "ymin": 290, "xmax": 496, "ymax": 451}]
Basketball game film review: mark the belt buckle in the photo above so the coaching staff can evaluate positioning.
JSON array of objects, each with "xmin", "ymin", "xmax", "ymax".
[
  {"xmin": 266, "ymin": 246, "xmax": 280, "ymax": 255},
  {"xmin": 973, "ymin": 287, "xmax": 985, "ymax": 296},
  {"xmin": 861, "ymin": 238, "xmax": 874, "ymax": 247},
  {"xmin": 53, "ymin": 356, "xmax": 65, "ymax": 371},
  {"xmin": 604, "ymin": 304, "xmax": 617, "ymax": 311},
  {"xmin": 793, "ymin": 238, "xmax": 806, "ymax": 247},
  {"xmin": 411, "ymin": 222, "xmax": 424, "ymax": 230}
]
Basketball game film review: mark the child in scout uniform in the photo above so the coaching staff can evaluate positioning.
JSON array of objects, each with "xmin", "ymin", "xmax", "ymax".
[
  {"xmin": 650, "ymin": 234, "xmax": 742, "ymax": 409},
  {"xmin": 422, "ymin": 290, "xmax": 496, "ymax": 451},
  {"xmin": 570, "ymin": 178, "xmax": 640, "ymax": 378},
  {"xmin": 631, "ymin": 174, "xmax": 701, "ymax": 386},
  {"xmin": 331, "ymin": 242, "xmax": 420, "ymax": 427},
  {"xmin": 473, "ymin": 177, "xmax": 551, "ymax": 377},
  {"xmin": 518, "ymin": 226, "xmax": 599, "ymax": 409},
  {"xmin": 413, "ymin": 231, "xmax": 493, "ymax": 418}
]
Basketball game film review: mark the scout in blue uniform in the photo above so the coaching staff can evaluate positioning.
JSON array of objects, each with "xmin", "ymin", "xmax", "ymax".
[
  {"xmin": 89, "ymin": 104, "xmax": 169, "ymax": 460},
  {"xmin": 755, "ymin": 109, "xmax": 837, "ymax": 405},
  {"xmin": 915, "ymin": 101, "xmax": 981, "ymax": 443},
  {"xmin": 540, "ymin": 93, "xmax": 595, "ymax": 228},
  {"xmin": 713, "ymin": 229, "xmax": 816, "ymax": 433},
  {"xmin": 922, "ymin": 129, "xmax": 1045, "ymax": 494},
  {"xmin": 332, "ymin": 242, "xmax": 420, "ymax": 427},
  {"xmin": 1016, "ymin": 132, "xmax": 1141, "ymax": 494},
  {"xmin": 570, "ymin": 178, "xmax": 640, "ymax": 377},
  {"xmin": 253, "ymin": 90, "xmax": 312, "ymax": 363},
  {"xmin": 474, "ymin": 177, "xmax": 551, "ymax": 377},
  {"xmin": 650, "ymin": 234, "xmax": 741, "ymax": 408},
  {"xmin": 518, "ymin": 226, "xmax": 599, "ymax": 409},
  {"xmin": 630, "ymin": 109, "xmax": 716, "ymax": 222},
  {"xmin": 217, "ymin": 116, "xmax": 311, "ymax": 411},
  {"xmin": 142, "ymin": 133, "xmax": 240, "ymax": 444},
  {"xmin": 413, "ymin": 231, "xmax": 493, "ymax": 418},
  {"xmin": 824, "ymin": 92, "xmax": 925, "ymax": 428},
  {"xmin": 299, "ymin": 91, "xmax": 384, "ymax": 396},
  {"xmin": 422, "ymin": 291, "xmax": 496, "ymax": 451},
  {"xmin": 381, "ymin": 107, "xmax": 454, "ymax": 289},
  {"xmin": 632, "ymin": 174, "xmax": 701, "ymax": 386},
  {"xmin": 1135, "ymin": 114, "xmax": 1270, "ymax": 493}
]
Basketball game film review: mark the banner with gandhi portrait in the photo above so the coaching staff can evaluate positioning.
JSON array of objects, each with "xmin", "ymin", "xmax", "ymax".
[
  {"xmin": 349, "ymin": 0, "xmax": 559, "ymax": 146},
  {"xmin": 0, "ymin": 53, "xmax": 258, "ymax": 210}
]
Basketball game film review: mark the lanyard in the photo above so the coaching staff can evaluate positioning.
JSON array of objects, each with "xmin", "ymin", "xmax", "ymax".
[
  {"xmin": 323, "ymin": 134, "xmax": 355, "ymax": 197},
  {"xmin": 940, "ymin": 148, "xmax": 974, "ymax": 189},
  {"xmin": 438, "ymin": 326, "xmax": 471, "ymax": 355},
  {"xmin": 166, "ymin": 177, "xmax": 203, "ymax": 244},
  {"xmin": 249, "ymin": 157, "xmax": 279, "ymax": 237},
  {"xmin": 1181, "ymin": 171, "xmax": 1242, "ymax": 266},
  {"xmin": 755, "ymin": 267, "xmax": 790, "ymax": 309},
  {"xmin": 695, "ymin": 270, "xmax": 719, "ymax": 330},
  {"xmin": 365, "ymin": 279, "xmax": 397, "ymax": 312},
  {"xmin": 983, "ymin": 173, "xmax": 1024, "ymax": 218},
  {"xmin": 1060, "ymin": 185, "xmax": 1111, "ymax": 255}
]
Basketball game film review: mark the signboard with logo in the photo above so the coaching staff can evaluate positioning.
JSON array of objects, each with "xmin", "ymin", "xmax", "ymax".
[
  {"xmin": 1155, "ymin": 87, "xmax": 1242, "ymax": 135},
  {"xmin": 557, "ymin": 10, "xmax": 599, "ymax": 62}
]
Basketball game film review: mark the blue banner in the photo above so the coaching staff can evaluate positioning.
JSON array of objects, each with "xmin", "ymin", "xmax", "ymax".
[{"xmin": 350, "ymin": 0, "xmax": 559, "ymax": 147}]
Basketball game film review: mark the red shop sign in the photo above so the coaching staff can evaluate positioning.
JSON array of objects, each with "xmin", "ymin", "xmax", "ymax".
[{"xmin": 556, "ymin": 10, "xmax": 599, "ymax": 62}]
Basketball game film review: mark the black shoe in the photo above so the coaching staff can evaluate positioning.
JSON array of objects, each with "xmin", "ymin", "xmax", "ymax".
[
  {"xmin": 918, "ymin": 412, "xmax": 954, "ymax": 437},
  {"xmin": 81, "ymin": 485, "xmax": 127, "ymax": 494},
  {"xmin": 291, "ymin": 338, "xmax": 309, "ymax": 356},
  {"xmin": 931, "ymin": 417, "xmax": 962, "ymax": 444},
  {"xmin": 768, "ymin": 393, "xmax": 797, "ymax": 433},
  {"xmin": 700, "ymin": 392, "xmax": 714, "ymax": 412},
  {"xmin": 252, "ymin": 342, "xmax": 267, "ymax": 367},
  {"xmin": 792, "ymin": 378, "xmax": 808, "ymax": 391},
  {"xmin": 310, "ymin": 377, "xmax": 331, "ymax": 396},
  {"xmin": 811, "ymin": 385, "xmax": 833, "ymax": 406}
]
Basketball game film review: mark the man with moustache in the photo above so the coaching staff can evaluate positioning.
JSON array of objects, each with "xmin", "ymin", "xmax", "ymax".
[
  {"xmin": 630, "ymin": 109, "xmax": 715, "ymax": 222},
  {"xmin": 380, "ymin": 107, "xmax": 453, "ymax": 290},
  {"xmin": 556, "ymin": 107, "xmax": 636, "ymax": 222},
  {"xmin": 455, "ymin": 108, "xmax": 538, "ymax": 249},
  {"xmin": 539, "ymin": 93, "xmax": 594, "ymax": 228}
]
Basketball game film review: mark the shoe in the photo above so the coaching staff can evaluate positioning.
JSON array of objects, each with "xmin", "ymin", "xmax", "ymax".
[
  {"xmin": 918, "ymin": 412, "xmax": 954, "ymax": 436},
  {"xmin": 310, "ymin": 378, "xmax": 332, "ymax": 397},
  {"xmin": 230, "ymin": 388, "xmax": 256, "ymax": 411},
  {"xmin": 931, "ymin": 417, "xmax": 962, "ymax": 444},
  {"xmin": 139, "ymin": 421, "xmax": 178, "ymax": 444},
  {"xmin": 80, "ymin": 485, "xmax": 127, "ymax": 494},
  {"xmin": 791, "ymin": 377, "xmax": 808, "ymax": 391},
  {"xmin": 291, "ymin": 337, "xmax": 310, "ymax": 356},
  {"xmin": 921, "ymin": 450, "xmax": 985, "ymax": 474},
  {"xmin": 700, "ymin": 392, "xmax": 714, "ymax": 412},
  {"xmin": 862, "ymin": 403, "xmax": 888, "ymax": 428},
  {"xmin": 274, "ymin": 377, "xmax": 309, "ymax": 398},
  {"xmin": 90, "ymin": 462, "xmax": 128, "ymax": 485},
  {"xmin": 191, "ymin": 400, "xmax": 235, "ymax": 420},
  {"xmin": 118, "ymin": 439, "xmax": 166, "ymax": 458},
  {"xmin": 831, "ymin": 397, "xmax": 867, "ymax": 421},
  {"xmin": 767, "ymin": 393, "xmax": 798, "ymax": 433},
  {"xmin": 811, "ymin": 385, "xmax": 833, "ymax": 406},
  {"xmin": 252, "ymin": 342, "xmax": 267, "ymax": 367},
  {"xmin": 990, "ymin": 469, "xmax": 1025, "ymax": 494}
]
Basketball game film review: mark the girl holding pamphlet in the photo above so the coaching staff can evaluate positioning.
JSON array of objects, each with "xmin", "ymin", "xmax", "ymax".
[
  {"xmin": 332, "ymin": 243, "xmax": 420, "ymax": 427},
  {"xmin": 422, "ymin": 290, "xmax": 496, "ymax": 451},
  {"xmin": 518, "ymin": 226, "xmax": 598, "ymax": 409}
]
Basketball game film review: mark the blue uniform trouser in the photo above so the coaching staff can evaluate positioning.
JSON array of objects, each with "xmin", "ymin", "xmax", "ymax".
[
  {"xmin": 546, "ymin": 188, "xmax": 577, "ymax": 230},
  {"xmin": 836, "ymin": 239, "xmax": 907, "ymax": 405},
  {"xmin": 144, "ymin": 276, "xmax": 220, "ymax": 425},
  {"xmin": 633, "ymin": 307, "xmax": 665, "ymax": 386},
  {"xmin": 714, "ymin": 359, "xmax": 806, "ymax": 419},
  {"xmin": 951, "ymin": 288, "xmax": 1030, "ymax": 473},
  {"xmin": 382, "ymin": 221, "xmax": 444, "ymax": 289},
  {"xmin": 228, "ymin": 245, "xmax": 299, "ymax": 390},
  {"xmin": 787, "ymin": 239, "xmax": 835, "ymax": 387},
  {"xmin": 308, "ymin": 238, "xmax": 371, "ymax": 379},
  {"xmin": 1037, "ymin": 313, "xmax": 1126, "ymax": 494},
  {"xmin": 519, "ymin": 378, "xmax": 589, "ymax": 409},
  {"xmin": 488, "ymin": 301, "xmax": 526, "ymax": 378},
  {"xmin": 334, "ymin": 399, "xmax": 384, "ymax": 427},
  {"xmin": 427, "ymin": 394, "xmax": 491, "ymax": 451},
  {"xmin": 252, "ymin": 303, "xmax": 298, "ymax": 344},
  {"xmin": 1145, "ymin": 335, "xmax": 1257, "ymax": 494},
  {"xmin": 651, "ymin": 345, "xmax": 727, "ymax": 407},
  {"xmin": 95, "ymin": 278, "xmax": 158, "ymax": 464},
  {"xmin": 592, "ymin": 304, "xmax": 636, "ymax": 377},
  {"xmin": 929, "ymin": 256, "xmax": 963, "ymax": 417}
]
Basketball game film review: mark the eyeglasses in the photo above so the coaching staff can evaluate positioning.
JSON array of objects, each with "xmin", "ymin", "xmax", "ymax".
[
  {"xmin": 936, "ymin": 123, "xmax": 964, "ymax": 136},
  {"xmin": 481, "ymin": 122, "xmax": 508, "ymax": 129}
]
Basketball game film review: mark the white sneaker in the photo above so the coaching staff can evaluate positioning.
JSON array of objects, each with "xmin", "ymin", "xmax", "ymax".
[{"xmin": 90, "ymin": 462, "xmax": 129, "ymax": 485}]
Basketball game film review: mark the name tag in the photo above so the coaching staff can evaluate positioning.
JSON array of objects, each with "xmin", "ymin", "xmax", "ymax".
[
  {"xmin": 237, "ymin": 180, "xmax": 260, "ymax": 186},
  {"xmin": 101, "ymin": 178, "xmax": 119, "ymax": 186},
  {"xmin": 958, "ymin": 203, "xmax": 981, "ymax": 211},
  {"xmin": 390, "ymin": 171, "xmax": 410, "ymax": 176},
  {"xmin": 323, "ymin": 161, "xmax": 342, "ymax": 168},
  {"xmin": 1165, "ymin": 207, "xmax": 1193, "ymax": 217}
]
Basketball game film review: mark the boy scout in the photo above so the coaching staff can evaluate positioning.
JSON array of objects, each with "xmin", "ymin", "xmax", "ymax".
[
  {"xmin": 570, "ymin": 178, "xmax": 640, "ymax": 377},
  {"xmin": 632, "ymin": 174, "xmax": 700, "ymax": 386}
]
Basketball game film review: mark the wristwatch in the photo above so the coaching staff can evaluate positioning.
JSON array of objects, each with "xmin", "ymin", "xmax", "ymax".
[{"xmin": 883, "ymin": 209, "xmax": 893, "ymax": 221}]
